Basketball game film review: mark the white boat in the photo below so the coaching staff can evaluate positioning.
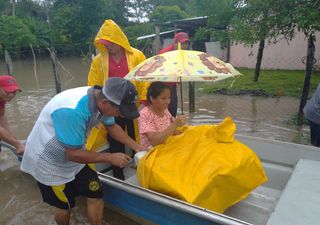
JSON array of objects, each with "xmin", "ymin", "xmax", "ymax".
[
  {"xmin": 96, "ymin": 135, "xmax": 320, "ymax": 225},
  {"xmin": 3, "ymin": 135, "xmax": 319, "ymax": 225}
]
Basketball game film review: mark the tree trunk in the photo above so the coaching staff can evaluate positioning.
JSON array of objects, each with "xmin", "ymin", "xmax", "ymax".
[
  {"xmin": 253, "ymin": 39, "xmax": 265, "ymax": 82},
  {"xmin": 298, "ymin": 34, "xmax": 315, "ymax": 121},
  {"xmin": 226, "ymin": 39, "xmax": 231, "ymax": 63},
  {"xmin": 12, "ymin": 0, "xmax": 15, "ymax": 17}
]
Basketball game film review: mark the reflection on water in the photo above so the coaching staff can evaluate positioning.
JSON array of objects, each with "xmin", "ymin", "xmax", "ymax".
[
  {"xmin": 0, "ymin": 57, "xmax": 310, "ymax": 224},
  {"xmin": 1, "ymin": 57, "xmax": 90, "ymax": 139}
]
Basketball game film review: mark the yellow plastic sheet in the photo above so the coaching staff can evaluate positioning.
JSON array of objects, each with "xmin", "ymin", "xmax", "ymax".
[
  {"xmin": 86, "ymin": 123, "xmax": 108, "ymax": 152},
  {"xmin": 137, "ymin": 116, "xmax": 268, "ymax": 213}
]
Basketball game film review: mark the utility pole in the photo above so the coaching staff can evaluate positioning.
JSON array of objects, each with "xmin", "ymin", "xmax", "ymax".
[{"xmin": 155, "ymin": 25, "xmax": 161, "ymax": 54}]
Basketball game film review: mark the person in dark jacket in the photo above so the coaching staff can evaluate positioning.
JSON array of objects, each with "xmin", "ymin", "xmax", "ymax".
[{"xmin": 304, "ymin": 83, "xmax": 320, "ymax": 147}]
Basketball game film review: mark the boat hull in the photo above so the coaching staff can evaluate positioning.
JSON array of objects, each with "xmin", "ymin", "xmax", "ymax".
[{"xmin": 99, "ymin": 174, "xmax": 250, "ymax": 225}]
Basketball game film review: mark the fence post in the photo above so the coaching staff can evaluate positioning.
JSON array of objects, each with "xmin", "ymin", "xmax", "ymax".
[
  {"xmin": 49, "ymin": 47, "xmax": 61, "ymax": 94},
  {"xmin": 4, "ymin": 50, "xmax": 14, "ymax": 76},
  {"xmin": 155, "ymin": 25, "xmax": 161, "ymax": 54}
]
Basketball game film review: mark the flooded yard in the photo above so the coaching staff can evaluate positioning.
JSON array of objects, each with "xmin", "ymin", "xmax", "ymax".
[{"xmin": 0, "ymin": 57, "xmax": 310, "ymax": 224}]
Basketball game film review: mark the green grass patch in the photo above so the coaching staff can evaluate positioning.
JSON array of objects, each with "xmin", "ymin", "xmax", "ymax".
[{"xmin": 199, "ymin": 68, "xmax": 320, "ymax": 98}]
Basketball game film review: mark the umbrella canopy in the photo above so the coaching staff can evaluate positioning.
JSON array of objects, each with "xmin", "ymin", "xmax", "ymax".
[{"xmin": 124, "ymin": 49, "xmax": 241, "ymax": 82}]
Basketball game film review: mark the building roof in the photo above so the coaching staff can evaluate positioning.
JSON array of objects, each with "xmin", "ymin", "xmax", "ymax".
[
  {"xmin": 161, "ymin": 16, "xmax": 208, "ymax": 32},
  {"xmin": 137, "ymin": 29, "xmax": 181, "ymax": 41},
  {"xmin": 136, "ymin": 16, "xmax": 208, "ymax": 41}
]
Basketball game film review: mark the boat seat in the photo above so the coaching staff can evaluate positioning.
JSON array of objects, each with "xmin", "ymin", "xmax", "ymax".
[{"xmin": 267, "ymin": 159, "xmax": 320, "ymax": 225}]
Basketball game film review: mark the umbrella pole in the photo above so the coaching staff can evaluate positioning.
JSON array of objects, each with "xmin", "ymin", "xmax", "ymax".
[{"xmin": 180, "ymin": 77, "xmax": 184, "ymax": 114}]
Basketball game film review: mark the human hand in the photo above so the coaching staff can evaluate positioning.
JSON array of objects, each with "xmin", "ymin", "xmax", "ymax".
[
  {"xmin": 109, "ymin": 153, "xmax": 131, "ymax": 168},
  {"xmin": 134, "ymin": 144, "xmax": 150, "ymax": 153},
  {"xmin": 173, "ymin": 130, "xmax": 183, "ymax": 135},
  {"xmin": 174, "ymin": 115, "xmax": 188, "ymax": 127},
  {"xmin": 15, "ymin": 143, "xmax": 25, "ymax": 155}
]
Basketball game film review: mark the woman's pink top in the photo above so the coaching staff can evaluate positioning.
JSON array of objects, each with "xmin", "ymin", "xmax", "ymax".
[{"xmin": 138, "ymin": 106, "xmax": 173, "ymax": 147}]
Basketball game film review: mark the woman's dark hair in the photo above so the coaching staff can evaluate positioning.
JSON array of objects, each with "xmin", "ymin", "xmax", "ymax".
[{"xmin": 147, "ymin": 82, "xmax": 170, "ymax": 103}]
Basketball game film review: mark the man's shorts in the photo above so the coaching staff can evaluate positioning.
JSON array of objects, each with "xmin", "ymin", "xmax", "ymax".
[{"xmin": 37, "ymin": 165, "xmax": 103, "ymax": 209}]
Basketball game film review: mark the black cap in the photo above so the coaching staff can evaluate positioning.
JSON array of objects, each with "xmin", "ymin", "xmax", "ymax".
[{"xmin": 102, "ymin": 78, "xmax": 139, "ymax": 119}]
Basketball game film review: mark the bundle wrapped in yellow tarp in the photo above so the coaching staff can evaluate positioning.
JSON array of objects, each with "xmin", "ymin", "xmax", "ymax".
[{"xmin": 137, "ymin": 116, "xmax": 267, "ymax": 213}]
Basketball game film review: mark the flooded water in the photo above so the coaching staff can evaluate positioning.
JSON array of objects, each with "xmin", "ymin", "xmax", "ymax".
[{"xmin": 0, "ymin": 57, "xmax": 310, "ymax": 224}]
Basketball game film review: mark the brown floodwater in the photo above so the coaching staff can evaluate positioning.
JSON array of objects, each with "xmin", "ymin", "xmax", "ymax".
[{"xmin": 0, "ymin": 57, "xmax": 310, "ymax": 224}]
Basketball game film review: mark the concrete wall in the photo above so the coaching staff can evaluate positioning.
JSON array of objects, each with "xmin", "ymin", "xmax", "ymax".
[
  {"xmin": 205, "ymin": 42, "xmax": 228, "ymax": 61},
  {"xmin": 229, "ymin": 32, "xmax": 320, "ymax": 70}
]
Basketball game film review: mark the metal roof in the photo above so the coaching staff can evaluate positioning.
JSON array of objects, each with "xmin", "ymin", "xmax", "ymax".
[
  {"xmin": 136, "ymin": 16, "xmax": 208, "ymax": 41},
  {"xmin": 137, "ymin": 29, "xmax": 181, "ymax": 41},
  {"xmin": 161, "ymin": 16, "xmax": 208, "ymax": 31}
]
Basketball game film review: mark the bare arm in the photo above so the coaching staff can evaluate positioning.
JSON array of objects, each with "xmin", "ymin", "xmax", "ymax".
[
  {"xmin": 66, "ymin": 148, "xmax": 131, "ymax": 167},
  {"xmin": 107, "ymin": 123, "xmax": 147, "ymax": 152},
  {"xmin": 0, "ymin": 108, "xmax": 24, "ymax": 154},
  {"xmin": 146, "ymin": 115, "xmax": 187, "ymax": 146}
]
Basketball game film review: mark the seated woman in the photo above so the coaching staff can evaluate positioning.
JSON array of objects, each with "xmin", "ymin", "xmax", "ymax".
[{"xmin": 138, "ymin": 81, "xmax": 187, "ymax": 148}]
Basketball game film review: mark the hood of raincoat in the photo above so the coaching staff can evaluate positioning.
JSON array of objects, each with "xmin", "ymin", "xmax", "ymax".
[{"xmin": 94, "ymin": 19, "xmax": 132, "ymax": 54}]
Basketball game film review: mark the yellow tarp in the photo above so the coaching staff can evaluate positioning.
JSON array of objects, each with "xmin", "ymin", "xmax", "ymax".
[
  {"xmin": 86, "ymin": 123, "xmax": 108, "ymax": 152},
  {"xmin": 137, "ymin": 116, "xmax": 268, "ymax": 213}
]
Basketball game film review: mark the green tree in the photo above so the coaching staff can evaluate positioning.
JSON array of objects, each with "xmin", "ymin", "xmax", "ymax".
[
  {"xmin": 149, "ymin": 5, "xmax": 189, "ymax": 24},
  {"xmin": 125, "ymin": 0, "xmax": 154, "ymax": 22},
  {"xmin": 50, "ymin": 0, "xmax": 130, "ymax": 55},
  {"xmin": 16, "ymin": 0, "xmax": 47, "ymax": 21},
  {"xmin": 125, "ymin": 0, "xmax": 194, "ymax": 22},
  {"xmin": 231, "ymin": 0, "xmax": 295, "ymax": 82},
  {"xmin": 189, "ymin": 0, "xmax": 238, "ymax": 60},
  {"xmin": 106, "ymin": 0, "xmax": 129, "ymax": 25},
  {"xmin": 50, "ymin": 0, "xmax": 108, "ymax": 54},
  {"xmin": 123, "ymin": 22, "xmax": 154, "ymax": 46},
  {"xmin": 294, "ymin": 0, "xmax": 320, "ymax": 120},
  {"xmin": 23, "ymin": 17, "xmax": 51, "ymax": 49},
  {"xmin": 0, "ymin": 15, "xmax": 37, "ymax": 57},
  {"xmin": 150, "ymin": 0, "xmax": 190, "ymax": 11},
  {"xmin": 123, "ymin": 22, "xmax": 154, "ymax": 56},
  {"xmin": 0, "ymin": 0, "xmax": 11, "ymax": 15}
]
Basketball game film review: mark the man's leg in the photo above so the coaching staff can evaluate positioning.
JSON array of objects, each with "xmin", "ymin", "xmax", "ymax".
[
  {"xmin": 75, "ymin": 165, "xmax": 104, "ymax": 225},
  {"xmin": 87, "ymin": 198, "xmax": 104, "ymax": 225},
  {"xmin": 37, "ymin": 182, "xmax": 75, "ymax": 225},
  {"xmin": 54, "ymin": 208, "xmax": 71, "ymax": 225}
]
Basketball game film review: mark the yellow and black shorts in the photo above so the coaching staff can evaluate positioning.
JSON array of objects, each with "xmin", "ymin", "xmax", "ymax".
[{"xmin": 37, "ymin": 165, "xmax": 103, "ymax": 209}]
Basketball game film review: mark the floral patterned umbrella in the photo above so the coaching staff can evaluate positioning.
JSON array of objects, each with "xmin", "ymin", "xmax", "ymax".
[
  {"xmin": 125, "ymin": 49, "xmax": 240, "ymax": 82},
  {"xmin": 125, "ymin": 48, "xmax": 241, "ymax": 113}
]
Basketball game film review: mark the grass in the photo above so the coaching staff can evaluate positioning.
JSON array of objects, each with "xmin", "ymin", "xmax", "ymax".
[{"xmin": 199, "ymin": 68, "xmax": 320, "ymax": 98}]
